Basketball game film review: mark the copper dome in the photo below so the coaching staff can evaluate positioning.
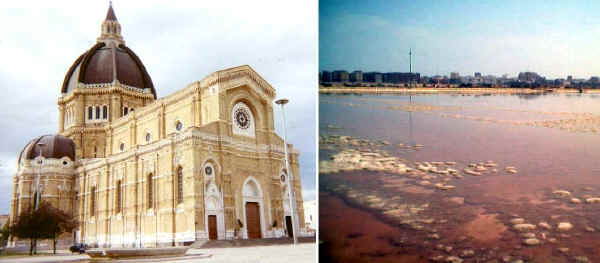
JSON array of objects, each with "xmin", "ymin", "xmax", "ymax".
[
  {"xmin": 18, "ymin": 135, "xmax": 76, "ymax": 163},
  {"xmin": 61, "ymin": 4, "xmax": 156, "ymax": 98},
  {"xmin": 61, "ymin": 43, "xmax": 156, "ymax": 98}
]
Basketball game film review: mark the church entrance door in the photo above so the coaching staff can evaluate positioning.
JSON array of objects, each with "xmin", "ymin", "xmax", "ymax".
[
  {"xmin": 245, "ymin": 202, "xmax": 261, "ymax": 239},
  {"xmin": 208, "ymin": 215, "xmax": 218, "ymax": 240},
  {"xmin": 285, "ymin": 216, "xmax": 294, "ymax": 238}
]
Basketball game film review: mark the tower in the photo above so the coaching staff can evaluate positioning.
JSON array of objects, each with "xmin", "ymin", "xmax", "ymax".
[
  {"xmin": 409, "ymin": 48, "xmax": 412, "ymax": 73},
  {"xmin": 58, "ymin": 3, "xmax": 156, "ymax": 159}
]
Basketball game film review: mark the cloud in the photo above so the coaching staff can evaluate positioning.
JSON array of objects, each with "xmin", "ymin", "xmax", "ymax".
[{"xmin": 0, "ymin": 0, "xmax": 317, "ymax": 214}]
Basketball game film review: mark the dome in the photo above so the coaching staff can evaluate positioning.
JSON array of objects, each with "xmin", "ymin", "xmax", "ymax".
[
  {"xmin": 18, "ymin": 135, "xmax": 76, "ymax": 164},
  {"xmin": 60, "ymin": 4, "xmax": 156, "ymax": 98}
]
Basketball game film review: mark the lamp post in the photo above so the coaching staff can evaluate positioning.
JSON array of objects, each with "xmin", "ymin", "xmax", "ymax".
[
  {"xmin": 34, "ymin": 143, "xmax": 46, "ymax": 210},
  {"xmin": 275, "ymin": 98, "xmax": 298, "ymax": 245}
]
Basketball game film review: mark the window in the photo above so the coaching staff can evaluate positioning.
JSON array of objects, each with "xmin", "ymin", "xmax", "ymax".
[
  {"xmin": 88, "ymin": 107, "xmax": 93, "ymax": 120},
  {"xmin": 103, "ymin": 105, "xmax": 108, "ymax": 119},
  {"xmin": 204, "ymin": 164, "xmax": 213, "ymax": 176},
  {"xmin": 231, "ymin": 102, "xmax": 255, "ymax": 137},
  {"xmin": 33, "ymin": 191, "xmax": 38, "ymax": 209},
  {"xmin": 124, "ymin": 107, "xmax": 128, "ymax": 116},
  {"xmin": 90, "ymin": 186, "xmax": 96, "ymax": 217},
  {"xmin": 95, "ymin": 106, "xmax": 100, "ymax": 119},
  {"xmin": 147, "ymin": 174, "xmax": 153, "ymax": 208},
  {"xmin": 177, "ymin": 167, "xmax": 183, "ymax": 204},
  {"xmin": 116, "ymin": 180, "xmax": 122, "ymax": 213},
  {"xmin": 145, "ymin": 133, "xmax": 151, "ymax": 143},
  {"xmin": 119, "ymin": 143, "xmax": 125, "ymax": 152},
  {"xmin": 176, "ymin": 121, "xmax": 183, "ymax": 131}
]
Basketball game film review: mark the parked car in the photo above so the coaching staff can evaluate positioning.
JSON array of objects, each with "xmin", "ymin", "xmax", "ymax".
[{"xmin": 69, "ymin": 243, "xmax": 88, "ymax": 254}]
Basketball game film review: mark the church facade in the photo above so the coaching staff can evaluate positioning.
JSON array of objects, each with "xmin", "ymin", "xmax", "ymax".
[{"xmin": 8, "ymin": 4, "xmax": 305, "ymax": 248}]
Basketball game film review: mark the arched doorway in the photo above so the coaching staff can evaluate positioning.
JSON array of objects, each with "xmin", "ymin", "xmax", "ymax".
[
  {"xmin": 204, "ymin": 183, "xmax": 224, "ymax": 240},
  {"xmin": 242, "ymin": 177, "xmax": 264, "ymax": 239},
  {"xmin": 282, "ymin": 185, "xmax": 294, "ymax": 238}
]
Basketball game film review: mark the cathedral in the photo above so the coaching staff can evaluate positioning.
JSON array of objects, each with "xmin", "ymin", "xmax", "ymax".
[{"xmin": 8, "ymin": 4, "xmax": 306, "ymax": 248}]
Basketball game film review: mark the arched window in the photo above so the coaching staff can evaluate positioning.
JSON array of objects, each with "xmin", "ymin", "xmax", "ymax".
[
  {"xmin": 88, "ymin": 107, "xmax": 93, "ymax": 120},
  {"xmin": 176, "ymin": 121, "xmax": 183, "ymax": 131},
  {"xmin": 95, "ymin": 106, "xmax": 100, "ymax": 119},
  {"xmin": 103, "ymin": 105, "xmax": 108, "ymax": 119},
  {"xmin": 145, "ymin": 133, "xmax": 151, "ymax": 143},
  {"xmin": 232, "ymin": 102, "xmax": 255, "ymax": 137},
  {"xmin": 147, "ymin": 174, "xmax": 153, "ymax": 208},
  {"xmin": 124, "ymin": 107, "xmax": 128, "ymax": 116},
  {"xmin": 116, "ymin": 180, "xmax": 122, "ymax": 213},
  {"xmin": 177, "ymin": 167, "xmax": 183, "ymax": 204},
  {"xmin": 90, "ymin": 186, "xmax": 96, "ymax": 216}
]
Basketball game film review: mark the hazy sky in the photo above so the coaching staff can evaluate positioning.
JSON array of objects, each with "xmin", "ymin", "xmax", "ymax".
[
  {"xmin": 0, "ymin": 0, "xmax": 317, "ymax": 214},
  {"xmin": 320, "ymin": 0, "xmax": 600, "ymax": 79}
]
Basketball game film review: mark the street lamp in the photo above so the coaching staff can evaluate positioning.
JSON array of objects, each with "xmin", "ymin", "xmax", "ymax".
[
  {"xmin": 34, "ymin": 142, "xmax": 46, "ymax": 210},
  {"xmin": 275, "ymin": 98, "xmax": 298, "ymax": 245}
]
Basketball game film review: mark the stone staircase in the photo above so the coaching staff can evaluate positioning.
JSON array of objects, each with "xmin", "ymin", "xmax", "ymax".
[{"xmin": 191, "ymin": 237, "xmax": 315, "ymax": 249}]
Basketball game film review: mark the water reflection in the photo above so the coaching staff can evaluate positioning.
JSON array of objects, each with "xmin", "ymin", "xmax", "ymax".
[{"xmin": 320, "ymin": 93, "xmax": 600, "ymax": 262}]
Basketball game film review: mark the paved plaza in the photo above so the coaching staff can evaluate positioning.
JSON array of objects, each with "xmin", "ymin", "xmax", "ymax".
[{"xmin": 0, "ymin": 243, "xmax": 316, "ymax": 263}]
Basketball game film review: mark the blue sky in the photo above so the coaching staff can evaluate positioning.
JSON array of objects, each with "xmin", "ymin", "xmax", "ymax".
[{"xmin": 320, "ymin": 0, "xmax": 600, "ymax": 79}]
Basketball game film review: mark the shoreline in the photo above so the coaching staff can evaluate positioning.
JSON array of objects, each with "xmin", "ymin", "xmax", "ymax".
[{"xmin": 319, "ymin": 86, "xmax": 600, "ymax": 94}]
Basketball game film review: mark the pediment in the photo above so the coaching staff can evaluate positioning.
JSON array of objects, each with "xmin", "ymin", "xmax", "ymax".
[{"xmin": 200, "ymin": 65, "xmax": 276, "ymax": 101}]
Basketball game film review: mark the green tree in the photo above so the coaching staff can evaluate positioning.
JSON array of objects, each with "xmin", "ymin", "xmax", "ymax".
[
  {"xmin": 46, "ymin": 205, "xmax": 78, "ymax": 254},
  {"xmin": 10, "ymin": 202, "xmax": 78, "ymax": 255},
  {"xmin": 0, "ymin": 223, "xmax": 9, "ymax": 247}
]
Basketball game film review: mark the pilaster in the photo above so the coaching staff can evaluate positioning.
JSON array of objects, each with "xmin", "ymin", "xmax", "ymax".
[{"xmin": 58, "ymin": 104, "xmax": 65, "ymax": 133}]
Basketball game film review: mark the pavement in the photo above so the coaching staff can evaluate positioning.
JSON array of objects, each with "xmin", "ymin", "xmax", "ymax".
[{"xmin": 0, "ymin": 243, "xmax": 316, "ymax": 263}]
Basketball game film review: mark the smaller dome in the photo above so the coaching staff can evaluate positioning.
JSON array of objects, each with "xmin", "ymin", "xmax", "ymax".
[{"xmin": 18, "ymin": 135, "xmax": 76, "ymax": 164}]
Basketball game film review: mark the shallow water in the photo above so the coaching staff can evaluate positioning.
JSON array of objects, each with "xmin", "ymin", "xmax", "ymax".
[{"xmin": 319, "ymin": 93, "xmax": 600, "ymax": 262}]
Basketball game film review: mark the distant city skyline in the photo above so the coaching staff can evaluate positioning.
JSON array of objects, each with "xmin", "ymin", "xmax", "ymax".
[
  {"xmin": 320, "ymin": 0, "xmax": 600, "ymax": 79},
  {"xmin": 320, "ymin": 69, "xmax": 594, "ymax": 80}
]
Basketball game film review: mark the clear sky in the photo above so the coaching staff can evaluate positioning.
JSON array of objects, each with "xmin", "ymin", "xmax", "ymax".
[
  {"xmin": 320, "ymin": 0, "xmax": 600, "ymax": 79},
  {"xmin": 0, "ymin": 0, "xmax": 317, "ymax": 214}
]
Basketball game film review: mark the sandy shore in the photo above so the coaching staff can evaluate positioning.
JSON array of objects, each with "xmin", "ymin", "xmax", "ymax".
[{"xmin": 320, "ymin": 86, "xmax": 600, "ymax": 94}]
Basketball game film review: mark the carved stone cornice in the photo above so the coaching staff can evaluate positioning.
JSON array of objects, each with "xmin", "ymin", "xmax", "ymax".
[{"xmin": 58, "ymin": 83, "xmax": 154, "ymax": 104}]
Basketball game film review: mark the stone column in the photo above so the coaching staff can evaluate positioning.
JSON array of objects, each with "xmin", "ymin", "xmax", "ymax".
[
  {"xmin": 194, "ymin": 91, "xmax": 202, "ymax": 126},
  {"xmin": 58, "ymin": 104, "xmax": 65, "ymax": 133},
  {"xmin": 130, "ymin": 122, "xmax": 137, "ymax": 147},
  {"xmin": 111, "ymin": 96, "xmax": 121, "ymax": 122},
  {"xmin": 75, "ymin": 95, "xmax": 84, "ymax": 125}
]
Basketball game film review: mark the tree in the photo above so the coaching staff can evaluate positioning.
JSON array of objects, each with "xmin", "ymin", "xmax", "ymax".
[
  {"xmin": 10, "ymin": 202, "xmax": 78, "ymax": 255},
  {"xmin": 0, "ymin": 223, "xmax": 9, "ymax": 247},
  {"xmin": 46, "ymin": 204, "xmax": 78, "ymax": 254},
  {"xmin": 10, "ymin": 205, "xmax": 50, "ymax": 255}
]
